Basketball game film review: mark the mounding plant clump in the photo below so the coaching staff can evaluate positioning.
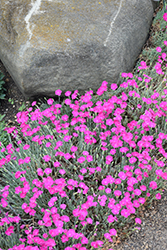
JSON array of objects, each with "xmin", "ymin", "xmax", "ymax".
[
  {"xmin": 0, "ymin": 8, "xmax": 167, "ymax": 250},
  {"xmin": 0, "ymin": 70, "xmax": 6, "ymax": 102},
  {"xmin": 0, "ymin": 71, "xmax": 10, "ymax": 148}
]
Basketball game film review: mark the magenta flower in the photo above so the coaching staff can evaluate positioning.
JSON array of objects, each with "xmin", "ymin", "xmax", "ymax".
[
  {"xmin": 86, "ymin": 155, "xmax": 93, "ymax": 162},
  {"xmin": 155, "ymin": 193, "xmax": 161, "ymax": 200},
  {"xmin": 80, "ymin": 168, "xmax": 87, "ymax": 174},
  {"xmin": 135, "ymin": 218, "xmax": 142, "ymax": 224},
  {"xmin": 60, "ymin": 204, "xmax": 66, "ymax": 209},
  {"xmin": 5, "ymin": 226, "xmax": 14, "ymax": 236},
  {"xmin": 23, "ymin": 144, "xmax": 30, "ymax": 150},
  {"xmin": 138, "ymin": 197, "xmax": 146, "ymax": 204},
  {"xmin": 55, "ymin": 89, "xmax": 62, "ymax": 96},
  {"xmin": 61, "ymin": 215, "xmax": 70, "ymax": 222},
  {"xmin": 24, "ymin": 157, "xmax": 31, "ymax": 163},
  {"xmin": 65, "ymin": 91, "xmax": 71, "ymax": 96},
  {"xmin": 43, "ymin": 155, "xmax": 51, "ymax": 162},
  {"xmin": 70, "ymin": 146, "xmax": 78, "ymax": 152},
  {"xmin": 134, "ymin": 189, "xmax": 141, "ymax": 196},
  {"xmin": 149, "ymin": 181, "xmax": 157, "ymax": 190},
  {"xmin": 156, "ymin": 47, "xmax": 162, "ymax": 53},
  {"xmin": 47, "ymin": 98, "xmax": 54, "ymax": 105},
  {"xmin": 121, "ymin": 72, "xmax": 128, "ymax": 78},
  {"xmin": 32, "ymin": 101, "xmax": 36, "ymax": 106},
  {"xmin": 140, "ymin": 185, "xmax": 147, "ymax": 191},
  {"xmin": 105, "ymin": 188, "xmax": 111, "ymax": 194},
  {"xmin": 77, "ymin": 156, "xmax": 85, "ymax": 163},
  {"xmin": 53, "ymin": 161, "xmax": 60, "ymax": 167},
  {"xmin": 15, "ymin": 171, "xmax": 22, "ymax": 179},
  {"xmin": 110, "ymin": 83, "xmax": 118, "ymax": 90},
  {"xmin": 18, "ymin": 159, "xmax": 24, "ymax": 165},
  {"xmin": 59, "ymin": 169, "xmax": 66, "ymax": 175},
  {"xmin": 44, "ymin": 168, "xmax": 52, "ymax": 174},
  {"xmin": 121, "ymin": 209, "xmax": 130, "ymax": 218},
  {"xmin": 114, "ymin": 190, "xmax": 122, "ymax": 197},
  {"xmin": 109, "ymin": 228, "xmax": 117, "ymax": 236},
  {"xmin": 118, "ymin": 171, "xmax": 126, "ymax": 180},
  {"xmin": 45, "ymin": 142, "xmax": 51, "ymax": 147},
  {"xmin": 107, "ymin": 215, "xmax": 115, "ymax": 223}
]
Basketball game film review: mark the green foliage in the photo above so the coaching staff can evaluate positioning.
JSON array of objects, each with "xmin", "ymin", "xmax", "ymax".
[
  {"xmin": 8, "ymin": 98, "xmax": 14, "ymax": 105},
  {"xmin": 0, "ymin": 114, "xmax": 9, "ymax": 148},
  {"xmin": 0, "ymin": 71, "xmax": 6, "ymax": 101},
  {"xmin": 18, "ymin": 102, "xmax": 26, "ymax": 111}
]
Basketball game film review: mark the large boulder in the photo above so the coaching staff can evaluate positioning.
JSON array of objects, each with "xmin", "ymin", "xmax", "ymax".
[{"xmin": 0, "ymin": 0, "xmax": 157, "ymax": 98}]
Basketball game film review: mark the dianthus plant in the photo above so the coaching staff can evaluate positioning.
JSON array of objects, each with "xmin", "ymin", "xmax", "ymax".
[{"xmin": 0, "ymin": 10, "xmax": 167, "ymax": 250}]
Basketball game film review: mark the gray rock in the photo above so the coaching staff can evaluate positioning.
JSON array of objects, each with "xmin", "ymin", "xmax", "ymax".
[{"xmin": 0, "ymin": 0, "xmax": 157, "ymax": 98}]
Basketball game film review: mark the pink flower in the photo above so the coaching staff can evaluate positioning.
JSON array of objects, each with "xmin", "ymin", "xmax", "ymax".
[
  {"xmin": 60, "ymin": 204, "xmax": 66, "ymax": 209},
  {"xmin": 140, "ymin": 185, "xmax": 147, "ymax": 191},
  {"xmin": 77, "ymin": 156, "xmax": 85, "ymax": 163},
  {"xmin": 121, "ymin": 72, "xmax": 128, "ymax": 78},
  {"xmin": 155, "ymin": 193, "xmax": 161, "ymax": 200},
  {"xmin": 32, "ymin": 101, "xmax": 36, "ymax": 106},
  {"xmin": 81, "ymin": 237, "xmax": 89, "ymax": 244},
  {"xmin": 46, "ymin": 142, "xmax": 51, "ymax": 147},
  {"xmin": 138, "ymin": 197, "xmax": 145, "ymax": 204},
  {"xmin": 163, "ymin": 12, "xmax": 167, "ymax": 21},
  {"xmin": 44, "ymin": 168, "xmax": 52, "ymax": 174},
  {"xmin": 53, "ymin": 161, "xmax": 60, "ymax": 167},
  {"xmin": 114, "ymin": 190, "xmax": 122, "ymax": 197},
  {"xmin": 18, "ymin": 159, "xmax": 24, "ymax": 165},
  {"xmin": 106, "ymin": 119, "xmax": 113, "ymax": 126},
  {"xmin": 37, "ymin": 168, "xmax": 44, "ymax": 176},
  {"xmin": 87, "ymin": 217, "xmax": 93, "ymax": 224},
  {"xmin": 134, "ymin": 189, "xmax": 141, "ymax": 196},
  {"xmin": 80, "ymin": 168, "xmax": 87, "ymax": 174},
  {"xmin": 105, "ymin": 188, "xmax": 111, "ymax": 194},
  {"xmin": 104, "ymin": 233, "xmax": 111, "ymax": 239},
  {"xmin": 15, "ymin": 171, "xmax": 22, "ymax": 179},
  {"xmin": 121, "ymin": 209, "xmax": 130, "ymax": 218},
  {"xmin": 61, "ymin": 215, "xmax": 70, "ymax": 222},
  {"xmin": 71, "ymin": 146, "xmax": 78, "ymax": 152},
  {"xmin": 24, "ymin": 157, "xmax": 31, "ymax": 163},
  {"xmin": 43, "ymin": 155, "xmax": 51, "ymax": 162},
  {"xmin": 107, "ymin": 215, "xmax": 115, "ymax": 223},
  {"xmin": 106, "ymin": 155, "xmax": 113, "ymax": 164},
  {"xmin": 149, "ymin": 181, "xmax": 157, "ymax": 190},
  {"xmin": 156, "ymin": 47, "xmax": 162, "ymax": 53},
  {"xmin": 59, "ymin": 169, "xmax": 66, "ymax": 175},
  {"xmin": 47, "ymin": 98, "xmax": 54, "ymax": 105},
  {"xmin": 118, "ymin": 173, "xmax": 126, "ymax": 183},
  {"xmin": 91, "ymin": 241, "xmax": 103, "ymax": 248},
  {"xmin": 109, "ymin": 228, "xmax": 117, "ymax": 236},
  {"xmin": 86, "ymin": 155, "xmax": 93, "ymax": 162},
  {"xmin": 135, "ymin": 218, "xmax": 142, "ymax": 224},
  {"xmin": 55, "ymin": 89, "xmax": 62, "ymax": 96},
  {"xmin": 65, "ymin": 91, "xmax": 71, "ymax": 96},
  {"xmin": 23, "ymin": 144, "xmax": 30, "ymax": 150},
  {"xmin": 5, "ymin": 226, "xmax": 14, "ymax": 236},
  {"xmin": 111, "ymin": 83, "xmax": 118, "ymax": 90}
]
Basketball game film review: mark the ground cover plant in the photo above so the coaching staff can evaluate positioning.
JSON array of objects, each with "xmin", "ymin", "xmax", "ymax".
[
  {"xmin": 0, "ymin": 71, "xmax": 6, "ymax": 102},
  {"xmin": 0, "ymin": 5, "xmax": 167, "ymax": 250},
  {"xmin": 0, "ymin": 71, "xmax": 9, "ymax": 148}
]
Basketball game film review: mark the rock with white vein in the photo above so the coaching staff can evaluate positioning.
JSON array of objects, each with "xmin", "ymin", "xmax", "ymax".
[{"xmin": 0, "ymin": 0, "xmax": 157, "ymax": 98}]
